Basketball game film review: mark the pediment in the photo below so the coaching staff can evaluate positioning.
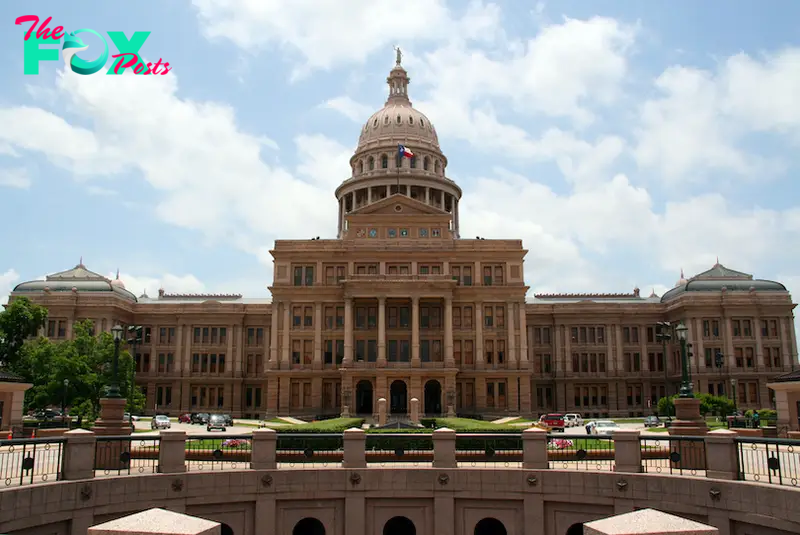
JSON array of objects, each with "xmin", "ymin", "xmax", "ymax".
[{"xmin": 351, "ymin": 194, "xmax": 447, "ymax": 216}]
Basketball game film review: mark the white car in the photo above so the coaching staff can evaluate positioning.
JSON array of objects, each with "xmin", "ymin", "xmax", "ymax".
[
  {"xmin": 151, "ymin": 415, "xmax": 171, "ymax": 430},
  {"xmin": 591, "ymin": 420, "xmax": 619, "ymax": 436},
  {"xmin": 564, "ymin": 413, "xmax": 584, "ymax": 427}
]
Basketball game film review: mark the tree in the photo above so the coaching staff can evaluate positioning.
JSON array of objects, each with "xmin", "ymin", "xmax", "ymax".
[
  {"xmin": 14, "ymin": 320, "xmax": 144, "ymax": 420},
  {"xmin": 0, "ymin": 296, "xmax": 48, "ymax": 368}
]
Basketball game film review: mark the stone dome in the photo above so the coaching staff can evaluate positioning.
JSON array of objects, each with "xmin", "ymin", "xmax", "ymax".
[{"xmin": 356, "ymin": 68, "xmax": 441, "ymax": 153}]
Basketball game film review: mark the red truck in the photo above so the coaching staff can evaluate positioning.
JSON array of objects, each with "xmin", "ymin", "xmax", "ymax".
[{"xmin": 538, "ymin": 413, "xmax": 566, "ymax": 432}]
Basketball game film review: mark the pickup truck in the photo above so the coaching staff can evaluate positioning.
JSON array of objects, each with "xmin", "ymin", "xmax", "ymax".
[{"xmin": 539, "ymin": 413, "xmax": 566, "ymax": 432}]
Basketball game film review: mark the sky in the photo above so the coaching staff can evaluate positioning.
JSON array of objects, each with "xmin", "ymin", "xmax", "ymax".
[{"xmin": 1, "ymin": 1, "xmax": 800, "ymax": 318}]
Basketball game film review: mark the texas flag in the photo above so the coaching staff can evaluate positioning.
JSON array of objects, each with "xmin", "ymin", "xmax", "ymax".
[{"xmin": 398, "ymin": 144, "xmax": 414, "ymax": 158}]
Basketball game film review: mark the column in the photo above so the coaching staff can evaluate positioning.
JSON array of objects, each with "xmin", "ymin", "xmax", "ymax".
[
  {"xmin": 475, "ymin": 302, "xmax": 484, "ymax": 369},
  {"xmin": 411, "ymin": 296, "xmax": 420, "ymax": 367},
  {"xmin": 554, "ymin": 324, "xmax": 563, "ymax": 374},
  {"xmin": 564, "ymin": 324, "xmax": 572, "ymax": 376},
  {"xmin": 377, "ymin": 297, "xmax": 387, "ymax": 367},
  {"xmin": 337, "ymin": 199, "xmax": 343, "ymax": 236},
  {"xmin": 605, "ymin": 324, "xmax": 614, "ymax": 376},
  {"xmin": 693, "ymin": 318, "xmax": 705, "ymax": 371},
  {"xmin": 753, "ymin": 316, "xmax": 764, "ymax": 369},
  {"xmin": 343, "ymin": 298, "xmax": 353, "ymax": 366},
  {"xmin": 519, "ymin": 303, "xmax": 529, "ymax": 369},
  {"xmin": 444, "ymin": 297, "xmax": 454, "ymax": 366},
  {"xmin": 507, "ymin": 301, "xmax": 517, "ymax": 369},
  {"xmin": 269, "ymin": 305, "xmax": 278, "ymax": 369},
  {"xmin": 639, "ymin": 325, "xmax": 649, "ymax": 372},
  {"xmin": 281, "ymin": 303, "xmax": 291, "ymax": 370},
  {"xmin": 780, "ymin": 317, "xmax": 791, "ymax": 367},
  {"xmin": 226, "ymin": 324, "xmax": 234, "ymax": 374},
  {"xmin": 724, "ymin": 316, "xmax": 735, "ymax": 369},
  {"xmin": 615, "ymin": 324, "xmax": 624, "ymax": 373},
  {"xmin": 314, "ymin": 303, "xmax": 322, "ymax": 369}
]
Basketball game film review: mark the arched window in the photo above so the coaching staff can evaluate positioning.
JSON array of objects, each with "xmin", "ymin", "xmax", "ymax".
[
  {"xmin": 410, "ymin": 156, "xmax": 416, "ymax": 168},
  {"xmin": 434, "ymin": 160, "xmax": 440, "ymax": 174},
  {"xmin": 358, "ymin": 161, "xmax": 363, "ymax": 174},
  {"xmin": 396, "ymin": 115, "xmax": 401, "ymax": 124},
  {"xmin": 566, "ymin": 523, "xmax": 584, "ymax": 535},
  {"xmin": 293, "ymin": 518, "xmax": 325, "ymax": 535},
  {"xmin": 423, "ymin": 157, "xmax": 430, "ymax": 171},
  {"xmin": 381, "ymin": 154, "xmax": 388, "ymax": 169},
  {"xmin": 474, "ymin": 518, "xmax": 507, "ymax": 535},
  {"xmin": 409, "ymin": 116, "xmax": 414, "ymax": 125},
  {"xmin": 373, "ymin": 118, "xmax": 378, "ymax": 127},
  {"xmin": 368, "ymin": 157, "xmax": 375, "ymax": 170},
  {"xmin": 420, "ymin": 119, "xmax": 425, "ymax": 127},
  {"xmin": 384, "ymin": 116, "xmax": 389, "ymax": 125}
]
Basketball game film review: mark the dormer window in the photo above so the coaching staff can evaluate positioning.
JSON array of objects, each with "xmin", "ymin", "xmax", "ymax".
[
  {"xmin": 409, "ymin": 116, "xmax": 414, "ymax": 125},
  {"xmin": 373, "ymin": 119, "xmax": 378, "ymax": 127},
  {"xmin": 396, "ymin": 115, "xmax": 401, "ymax": 124},
  {"xmin": 384, "ymin": 116, "xmax": 389, "ymax": 125},
  {"xmin": 420, "ymin": 119, "xmax": 425, "ymax": 127}
]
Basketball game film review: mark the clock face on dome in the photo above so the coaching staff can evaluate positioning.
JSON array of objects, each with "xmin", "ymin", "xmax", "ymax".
[
  {"xmin": 356, "ymin": 229, "xmax": 365, "ymax": 238},
  {"xmin": 368, "ymin": 228, "xmax": 378, "ymax": 238}
]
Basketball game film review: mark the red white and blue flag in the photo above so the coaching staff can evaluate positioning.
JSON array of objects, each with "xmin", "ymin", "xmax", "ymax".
[{"xmin": 398, "ymin": 144, "xmax": 414, "ymax": 158}]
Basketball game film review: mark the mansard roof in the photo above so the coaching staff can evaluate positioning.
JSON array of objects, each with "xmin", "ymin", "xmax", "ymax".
[
  {"xmin": 12, "ymin": 261, "xmax": 138, "ymax": 301},
  {"xmin": 660, "ymin": 262, "xmax": 787, "ymax": 303}
]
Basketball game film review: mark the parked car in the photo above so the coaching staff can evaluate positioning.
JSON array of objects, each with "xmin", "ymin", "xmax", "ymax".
[
  {"xmin": 591, "ymin": 420, "xmax": 620, "ymax": 436},
  {"xmin": 178, "ymin": 413, "xmax": 192, "ymax": 423},
  {"xmin": 644, "ymin": 415, "xmax": 661, "ymax": 428},
  {"xmin": 124, "ymin": 413, "xmax": 140, "ymax": 422},
  {"xmin": 190, "ymin": 413, "xmax": 209, "ymax": 425},
  {"xmin": 35, "ymin": 409, "xmax": 63, "ymax": 421},
  {"xmin": 220, "ymin": 413, "xmax": 233, "ymax": 426},
  {"xmin": 151, "ymin": 415, "xmax": 171, "ymax": 430},
  {"xmin": 539, "ymin": 413, "xmax": 565, "ymax": 432},
  {"xmin": 206, "ymin": 414, "xmax": 227, "ymax": 432},
  {"xmin": 564, "ymin": 413, "xmax": 584, "ymax": 427}
]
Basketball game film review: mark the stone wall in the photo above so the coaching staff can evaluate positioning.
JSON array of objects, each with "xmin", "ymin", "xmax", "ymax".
[{"xmin": 1, "ymin": 468, "xmax": 799, "ymax": 535}]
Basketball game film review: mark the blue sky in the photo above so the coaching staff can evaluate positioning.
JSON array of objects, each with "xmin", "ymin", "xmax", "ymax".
[{"xmin": 1, "ymin": 0, "xmax": 799, "ymax": 309}]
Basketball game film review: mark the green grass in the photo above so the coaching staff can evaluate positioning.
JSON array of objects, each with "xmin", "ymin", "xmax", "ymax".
[
  {"xmin": 185, "ymin": 437, "xmax": 251, "ymax": 450},
  {"xmin": 433, "ymin": 417, "xmax": 520, "ymax": 431},
  {"xmin": 286, "ymin": 417, "xmax": 365, "ymax": 432}
]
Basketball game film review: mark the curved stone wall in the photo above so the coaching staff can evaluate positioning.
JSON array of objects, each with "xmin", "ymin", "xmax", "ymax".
[{"xmin": 1, "ymin": 468, "xmax": 798, "ymax": 535}]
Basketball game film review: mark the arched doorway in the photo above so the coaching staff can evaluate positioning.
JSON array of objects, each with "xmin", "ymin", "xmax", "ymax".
[
  {"xmin": 293, "ymin": 517, "xmax": 326, "ymax": 535},
  {"xmin": 424, "ymin": 380, "xmax": 442, "ymax": 415},
  {"xmin": 566, "ymin": 523, "xmax": 584, "ymax": 535},
  {"xmin": 390, "ymin": 380, "xmax": 408, "ymax": 414},
  {"xmin": 383, "ymin": 516, "xmax": 416, "ymax": 535},
  {"xmin": 474, "ymin": 517, "xmax": 507, "ymax": 535},
  {"xmin": 355, "ymin": 380, "xmax": 373, "ymax": 414},
  {"xmin": 220, "ymin": 524, "xmax": 234, "ymax": 535}
]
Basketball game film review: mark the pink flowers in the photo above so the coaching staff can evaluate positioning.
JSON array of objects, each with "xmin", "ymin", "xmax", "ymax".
[
  {"xmin": 222, "ymin": 439, "xmax": 247, "ymax": 448},
  {"xmin": 548, "ymin": 438, "xmax": 574, "ymax": 450}
]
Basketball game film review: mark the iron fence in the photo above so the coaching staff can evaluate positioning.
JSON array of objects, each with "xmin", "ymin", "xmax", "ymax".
[
  {"xmin": 276, "ymin": 433, "xmax": 343, "ymax": 468},
  {"xmin": 0, "ymin": 437, "xmax": 64, "ymax": 486},
  {"xmin": 456, "ymin": 433, "xmax": 523, "ymax": 468},
  {"xmin": 736, "ymin": 437, "xmax": 800, "ymax": 487},
  {"xmin": 185, "ymin": 435, "xmax": 252, "ymax": 471},
  {"xmin": 640, "ymin": 436, "xmax": 706, "ymax": 476},
  {"xmin": 94, "ymin": 435, "xmax": 160, "ymax": 476},
  {"xmin": 547, "ymin": 434, "xmax": 615, "ymax": 471}
]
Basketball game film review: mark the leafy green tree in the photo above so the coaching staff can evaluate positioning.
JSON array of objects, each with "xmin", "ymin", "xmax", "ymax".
[
  {"xmin": 0, "ymin": 296, "xmax": 48, "ymax": 368},
  {"xmin": 657, "ymin": 395, "xmax": 676, "ymax": 417},
  {"xmin": 14, "ymin": 320, "xmax": 144, "ymax": 420}
]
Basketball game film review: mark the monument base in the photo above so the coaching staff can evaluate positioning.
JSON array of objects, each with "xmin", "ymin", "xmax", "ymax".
[
  {"xmin": 92, "ymin": 398, "xmax": 133, "ymax": 471},
  {"xmin": 667, "ymin": 397, "xmax": 708, "ymax": 470}
]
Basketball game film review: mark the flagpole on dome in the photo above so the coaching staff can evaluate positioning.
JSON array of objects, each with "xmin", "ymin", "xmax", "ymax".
[{"xmin": 396, "ymin": 143, "xmax": 402, "ymax": 193}]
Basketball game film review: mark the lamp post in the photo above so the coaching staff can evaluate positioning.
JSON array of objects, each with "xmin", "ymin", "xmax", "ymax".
[
  {"xmin": 675, "ymin": 322, "xmax": 693, "ymax": 398},
  {"xmin": 714, "ymin": 351, "xmax": 725, "ymax": 395},
  {"xmin": 126, "ymin": 326, "xmax": 143, "ymax": 413},
  {"xmin": 107, "ymin": 324, "xmax": 124, "ymax": 398},
  {"xmin": 730, "ymin": 378, "xmax": 738, "ymax": 414},
  {"xmin": 61, "ymin": 378, "xmax": 69, "ymax": 427}
]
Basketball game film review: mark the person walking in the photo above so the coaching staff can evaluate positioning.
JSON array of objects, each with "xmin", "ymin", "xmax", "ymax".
[{"xmin": 752, "ymin": 410, "xmax": 760, "ymax": 428}]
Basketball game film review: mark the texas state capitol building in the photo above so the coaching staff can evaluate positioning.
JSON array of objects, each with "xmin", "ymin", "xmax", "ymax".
[{"xmin": 10, "ymin": 57, "xmax": 799, "ymax": 420}]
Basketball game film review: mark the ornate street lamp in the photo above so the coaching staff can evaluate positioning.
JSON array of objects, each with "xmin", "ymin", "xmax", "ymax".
[
  {"xmin": 126, "ymin": 326, "xmax": 143, "ymax": 411},
  {"xmin": 106, "ymin": 324, "xmax": 124, "ymax": 398},
  {"xmin": 675, "ymin": 322, "xmax": 693, "ymax": 398},
  {"xmin": 730, "ymin": 378, "xmax": 738, "ymax": 414},
  {"xmin": 655, "ymin": 321, "xmax": 671, "ymax": 397},
  {"xmin": 61, "ymin": 378, "xmax": 69, "ymax": 426}
]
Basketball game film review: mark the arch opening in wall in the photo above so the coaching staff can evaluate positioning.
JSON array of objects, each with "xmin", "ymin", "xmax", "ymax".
[
  {"xmin": 220, "ymin": 523, "xmax": 234, "ymax": 535},
  {"xmin": 423, "ymin": 156, "xmax": 429, "ymax": 170},
  {"xmin": 356, "ymin": 380, "xmax": 373, "ymax": 414},
  {"xmin": 474, "ymin": 517, "xmax": 507, "ymax": 535},
  {"xmin": 383, "ymin": 516, "xmax": 416, "ymax": 535},
  {"xmin": 358, "ymin": 161, "xmax": 363, "ymax": 174},
  {"xmin": 424, "ymin": 379, "xmax": 442, "ymax": 415},
  {"xmin": 389, "ymin": 380, "xmax": 408, "ymax": 414},
  {"xmin": 381, "ymin": 154, "xmax": 389, "ymax": 169},
  {"xmin": 293, "ymin": 517, "xmax": 326, "ymax": 535},
  {"xmin": 369, "ymin": 156, "xmax": 375, "ymax": 170},
  {"xmin": 566, "ymin": 523, "xmax": 584, "ymax": 535}
]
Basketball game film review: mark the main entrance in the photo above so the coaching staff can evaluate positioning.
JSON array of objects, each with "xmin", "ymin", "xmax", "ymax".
[
  {"xmin": 355, "ymin": 380, "xmax": 373, "ymax": 414},
  {"xmin": 390, "ymin": 380, "xmax": 408, "ymax": 414},
  {"xmin": 424, "ymin": 380, "xmax": 442, "ymax": 415}
]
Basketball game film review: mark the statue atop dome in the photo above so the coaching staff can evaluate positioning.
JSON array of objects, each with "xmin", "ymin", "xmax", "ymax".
[{"xmin": 394, "ymin": 45, "xmax": 402, "ymax": 66}]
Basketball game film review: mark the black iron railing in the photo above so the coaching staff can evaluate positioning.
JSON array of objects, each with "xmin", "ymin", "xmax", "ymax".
[
  {"xmin": 185, "ymin": 435, "xmax": 252, "ymax": 471},
  {"xmin": 640, "ymin": 435, "xmax": 706, "ymax": 476},
  {"xmin": 0, "ymin": 437, "xmax": 65, "ymax": 486},
  {"xmin": 547, "ymin": 434, "xmax": 615, "ymax": 471},
  {"xmin": 94, "ymin": 435, "xmax": 160, "ymax": 476},
  {"xmin": 736, "ymin": 437, "xmax": 800, "ymax": 487}
]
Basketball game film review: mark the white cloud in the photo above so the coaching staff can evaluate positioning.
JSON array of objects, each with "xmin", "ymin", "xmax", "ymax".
[
  {"xmin": 110, "ymin": 271, "xmax": 207, "ymax": 299},
  {"xmin": 0, "ymin": 269, "xmax": 20, "ymax": 305},
  {"xmin": 321, "ymin": 97, "xmax": 373, "ymax": 122},
  {"xmin": 634, "ymin": 48, "xmax": 800, "ymax": 181},
  {"xmin": 191, "ymin": 0, "xmax": 501, "ymax": 79},
  {"xmin": 0, "ymin": 168, "xmax": 31, "ymax": 189},
  {"xmin": 0, "ymin": 69, "xmax": 344, "ymax": 267}
]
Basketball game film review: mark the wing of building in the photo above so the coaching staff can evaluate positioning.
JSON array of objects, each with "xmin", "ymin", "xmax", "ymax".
[{"xmin": 8, "ymin": 58, "xmax": 798, "ymax": 420}]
